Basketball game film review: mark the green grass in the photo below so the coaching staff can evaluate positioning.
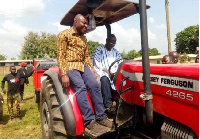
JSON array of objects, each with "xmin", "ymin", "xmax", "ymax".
[{"xmin": 0, "ymin": 75, "xmax": 42, "ymax": 138}]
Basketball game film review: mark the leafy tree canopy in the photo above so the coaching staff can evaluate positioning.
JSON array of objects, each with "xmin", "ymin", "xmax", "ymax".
[
  {"xmin": 174, "ymin": 25, "xmax": 199, "ymax": 54},
  {"xmin": 20, "ymin": 31, "xmax": 57, "ymax": 59},
  {"xmin": 87, "ymin": 41, "xmax": 103, "ymax": 56},
  {"xmin": 11, "ymin": 57, "xmax": 16, "ymax": 60},
  {"xmin": 121, "ymin": 49, "xmax": 128, "ymax": 58},
  {"xmin": 138, "ymin": 48, "xmax": 161, "ymax": 56},
  {"xmin": 0, "ymin": 54, "xmax": 7, "ymax": 60},
  {"xmin": 127, "ymin": 49, "xmax": 141, "ymax": 59}
]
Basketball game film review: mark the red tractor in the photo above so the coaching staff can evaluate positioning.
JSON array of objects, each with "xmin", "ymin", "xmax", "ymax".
[
  {"xmin": 32, "ymin": 58, "xmax": 57, "ymax": 103},
  {"xmin": 38, "ymin": 0, "xmax": 199, "ymax": 138}
]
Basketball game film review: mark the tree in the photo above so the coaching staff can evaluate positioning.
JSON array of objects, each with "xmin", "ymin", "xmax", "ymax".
[
  {"xmin": 120, "ymin": 49, "xmax": 128, "ymax": 58},
  {"xmin": 138, "ymin": 48, "xmax": 160, "ymax": 56},
  {"xmin": 149, "ymin": 48, "xmax": 161, "ymax": 56},
  {"xmin": 127, "ymin": 49, "xmax": 140, "ymax": 59},
  {"xmin": 179, "ymin": 53, "xmax": 189, "ymax": 63},
  {"xmin": 87, "ymin": 41, "xmax": 102, "ymax": 57},
  {"xmin": 0, "ymin": 54, "xmax": 7, "ymax": 60},
  {"xmin": 174, "ymin": 25, "xmax": 199, "ymax": 54},
  {"xmin": 11, "ymin": 57, "xmax": 16, "ymax": 60},
  {"xmin": 20, "ymin": 31, "xmax": 57, "ymax": 59}
]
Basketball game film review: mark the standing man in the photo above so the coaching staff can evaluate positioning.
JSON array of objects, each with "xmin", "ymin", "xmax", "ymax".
[
  {"xmin": 92, "ymin": 34, "xmax": 122, "ymax": 110},
  {"xmin": 1, "ymin": 65, "xmax": 21, "ymax": 119},
  {"xmin": 57, "ymin": 14, "xmax": 113, "ymax": 136},
  {"xmin": 17, "ymin": 62, "xmax": 34, "ymax": 102}
]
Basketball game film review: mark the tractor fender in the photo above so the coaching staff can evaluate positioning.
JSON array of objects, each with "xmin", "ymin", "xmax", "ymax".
[{"xmin": 44, "ymin": 69, "xmax": 77, "ymax": 136}]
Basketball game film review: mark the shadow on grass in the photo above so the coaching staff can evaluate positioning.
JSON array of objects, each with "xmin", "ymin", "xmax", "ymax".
[
  {"xmin": 2, "ymin": 114, "xmax": 10, "ymax": 124},
  {"xmin": 1, "ymin": 96, "xmax": 34, "ymax": 124},
  {"xmin": 24, "ymin": 96, "xmax": 34, "ymax": 101},
  {"xmin": 2, "ymin": 109, "xmax": 28, "ymax": 124}
]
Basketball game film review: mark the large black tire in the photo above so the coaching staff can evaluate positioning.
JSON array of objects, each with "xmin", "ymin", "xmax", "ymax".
[{"xmin": 40, "ymin": 77, "xmax": 68, "ymax": 138}]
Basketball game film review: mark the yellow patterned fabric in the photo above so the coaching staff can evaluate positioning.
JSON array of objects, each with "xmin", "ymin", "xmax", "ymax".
[
  {"xmin": 57, "ymin": 27, "xmax": 93, "ymax": 75},
  {"xmin": 7, "ymin": 93, "xmax": 20, "ymax": 118}
]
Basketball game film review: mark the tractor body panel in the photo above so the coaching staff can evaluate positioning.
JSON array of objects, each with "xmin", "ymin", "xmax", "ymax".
[
  {"xmin": 114, "ymin": 62, "xmax": 199, "ymax": 137},
  {"xmin": 33, "ymin": 60, "xmax": 56, "ymax": 92}
]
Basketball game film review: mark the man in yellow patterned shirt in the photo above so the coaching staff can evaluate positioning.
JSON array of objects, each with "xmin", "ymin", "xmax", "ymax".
[{"xmin": 57, "ymin": 14, "xmax": 113, "ymax": 136}]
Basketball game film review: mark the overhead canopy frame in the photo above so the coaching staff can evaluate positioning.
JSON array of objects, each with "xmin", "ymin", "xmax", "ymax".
[{"xmin": 60, "ymin": 0, "xmax": 150, "ymax": 27}]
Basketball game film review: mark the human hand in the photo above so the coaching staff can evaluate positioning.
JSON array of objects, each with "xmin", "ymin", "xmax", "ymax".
[
  {"xmin": 102, "ymin": 68, "xmax": 112, "ymax": 77},
  {"xmin": 61, "ymin": 75, "xmax": 70, "ymax": 88},
  {"xmin": 2, "ymin": 89, "xmax": 6, "ymax": 94}
]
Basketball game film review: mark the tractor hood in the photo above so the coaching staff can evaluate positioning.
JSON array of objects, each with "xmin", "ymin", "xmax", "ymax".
[{"xmin": 60, "ymin": 0, "xmax": 150, "ymax": 26}]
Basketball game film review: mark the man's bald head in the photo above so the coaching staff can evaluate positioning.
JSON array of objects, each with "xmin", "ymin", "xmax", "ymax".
[
  {"xmin": 74, "ymin": 14, "xmax": 85, "ymax": 22},
  {"xmin": 162, "ymin": 55, "xmax": 172, "ymax": 64},
  {"xmin": 73, "ymin": 14, "xmax": 88, "ymax": 35}
]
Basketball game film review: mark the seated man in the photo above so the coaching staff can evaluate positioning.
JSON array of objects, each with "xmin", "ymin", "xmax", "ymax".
[
  {"xmin": 57, "ymin": 14, "xmax": 113, "ymax": 136},
  {"xmin": 92, "ymin": 34, "xmax": 122, "ymax": 110},
  {"xmin": 169, "ymin": 51, "xmax": 179, "ymax": 63},
  {"xmin": 162, "ymin": 55, "xmax": 172, "ymax": 64}
]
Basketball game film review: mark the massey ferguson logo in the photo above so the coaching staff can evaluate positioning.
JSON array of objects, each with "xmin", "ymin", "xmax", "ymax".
[{"xmin": 121, "ymin": 70, "xmax": 199, "ymax": 92}]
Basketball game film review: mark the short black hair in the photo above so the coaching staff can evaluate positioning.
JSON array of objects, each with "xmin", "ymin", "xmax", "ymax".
[
  {"xmin": 107, "ymin": 34, "xmax": 116, "ymax": 40},
  {"xmin": 10, "ymin": 65, "xmax": 15, "ymax": 70}
]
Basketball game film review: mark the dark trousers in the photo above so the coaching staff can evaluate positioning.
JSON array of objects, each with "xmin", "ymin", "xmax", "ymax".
[
  {"xmin": 19, "ymin": 84, "xmax": 24, "ymax": 100},
  {"xmin": 100, "ymin": 76, "xmax": 112, "ymax": 108},
  {"xmin": 67, "ymin": 65, "xmax": 106, "ymax": 126}
]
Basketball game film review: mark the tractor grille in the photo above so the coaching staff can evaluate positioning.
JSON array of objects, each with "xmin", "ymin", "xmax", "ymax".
[{"xmin": 161, "ymin": 118, "xmax": 197, "ymax": 139}]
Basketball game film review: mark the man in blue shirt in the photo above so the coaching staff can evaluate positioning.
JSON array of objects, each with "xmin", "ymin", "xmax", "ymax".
[{"xmin": 92, "ymin": 34, "xmax": 122, "ymax": 110}]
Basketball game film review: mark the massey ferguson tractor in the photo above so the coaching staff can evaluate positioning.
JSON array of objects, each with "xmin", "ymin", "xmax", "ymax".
[{"xmin": 39, "ymin": 0, "xmax": 199, "ymax": 138}]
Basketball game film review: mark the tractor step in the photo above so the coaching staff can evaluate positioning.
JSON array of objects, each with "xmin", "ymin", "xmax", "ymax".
[{"xmin": 83, "ymin": 129, "xmax": 116, "ymax": 139}]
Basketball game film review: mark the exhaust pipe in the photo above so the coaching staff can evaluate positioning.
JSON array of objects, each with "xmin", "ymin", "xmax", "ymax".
[{"xmin": 139, "ymin": 0, "xmax": 153, "ymax": 125}]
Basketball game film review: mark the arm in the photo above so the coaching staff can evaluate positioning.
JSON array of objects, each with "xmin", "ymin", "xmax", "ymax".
[
  {"xmin": 84, "ymin": 40, "xmax": 93, "ymax": 70},
  {"xmin": 27, "ymin": 70, "xmax": 34, "ymax": 77},
  {"xmin": 92, "ymin": 47, "xmax": 108, "ymax": 77},
  {"xmin": 57, "ymin": 33, "xmax": 70, "ymax": 76},
  {"xmin": 116, "ymin": 50, "xmax": 123, "ymax": 65},
  {"xmin": 17, "ymin": 68, "xmax": 27, "ymax": 78},
  {"xmin": 1, "ymin": 76, "xmax": 7, "ymax": 93},
  {"xmin": 57, "ymin": 32, "xmax": 70, "ymax": 88}
]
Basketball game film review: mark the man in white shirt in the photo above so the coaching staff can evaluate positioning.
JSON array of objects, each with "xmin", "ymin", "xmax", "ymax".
[{"xmin": 92, "ymin": 34, "xmax": 122, "ymax": 110}]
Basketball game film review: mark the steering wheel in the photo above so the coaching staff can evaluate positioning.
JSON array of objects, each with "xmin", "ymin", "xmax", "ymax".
[{"xmin": 108, "ymin": 57, "xmax": 129, "ymax": 80}]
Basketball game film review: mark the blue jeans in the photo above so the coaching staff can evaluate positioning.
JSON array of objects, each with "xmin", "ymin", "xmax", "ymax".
[
  {"xmin": 67, "ymin": 65, "xmax": 106, "ymax": 126},
  {"xmin": 100, "ymin": 76, "xmax": 112, "ymax": 108}
]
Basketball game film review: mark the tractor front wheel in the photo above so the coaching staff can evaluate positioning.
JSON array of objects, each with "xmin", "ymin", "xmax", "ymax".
[{"xmin": 40, "ymin": 77, "xmax": 69, "ymax": 138}]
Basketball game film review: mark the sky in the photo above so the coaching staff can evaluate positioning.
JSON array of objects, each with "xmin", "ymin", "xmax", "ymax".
[{"xmin": 0, "ymin": 0, "xmax": 199, "ymax": 59}]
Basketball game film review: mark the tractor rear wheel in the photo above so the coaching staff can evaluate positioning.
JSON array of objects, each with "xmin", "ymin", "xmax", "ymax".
[{"xmin": 40, "ymin": 77, "xmax": 69, "ymax": 138}]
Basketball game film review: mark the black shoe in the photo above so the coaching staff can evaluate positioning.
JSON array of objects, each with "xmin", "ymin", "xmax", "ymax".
[
  {"xmin": 84, "ymin": 120, "xmax": 110, "ymax": 138},
  {"xmin": 97, "ymin": 117, "xmax": 114, "ymax": 130}
]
